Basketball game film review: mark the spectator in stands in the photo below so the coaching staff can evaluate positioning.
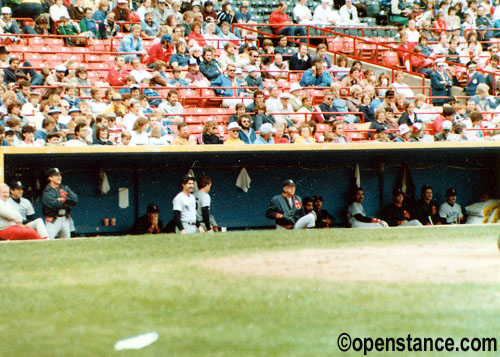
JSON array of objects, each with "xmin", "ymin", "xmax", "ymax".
[
  {"xmin": 431, "ymin": 59, "xmax": 453, "ymax": 106},
  {"xmin": 234, "ymin": 1, "xmax": 252, "ymax": 26},
  {"xmin": 225, "ymin": 121, "xmax": 244, "ymax": 145},
  {"xmin": 69, "ymin": 0, "xmax": 86, "ymax": 21},
  {"xmin": 396, "ymin": 31, "xmax": 413, "ymax": 69},
  {"xmin": 294, "ymin": 123, "xmax": 315, "ymax": 144},
  {"xmin": 107, "ymin": 56, "xmax": 130, "ymax": 87},
  {"xmin": 141, "ymin": 11, "xmax": 160, "ymax": 37},
  {"xmin": 288, "ymin": 83, "xmax": 303, "ymax": 112},
  {"xmin": 392, "ymin": 71, "xmax": 415, "ymax": 99},
  {"xmin": 127, "ymin": 117, "xmax": 149, "ymax": 146},
  {"xmin": 219, "ymin": 42, "xmax": 241, "ymax": 70},
  {"xmin": 300, "ymin": 59, "xmax": 332, "ymax": 87},
  {"xmin": 45, "ymin": 65, "xmax": 76, "ymax": 90},
  {"xmin": 112, "ymin": 0, "xmax": 131, "ymax": 31},
  {"xmin": 253, "ymin": 103, "xmax": 275, "ymax": 131},
  {"xmin": 99, "ymin": 11, "xmax": 119, "ymax": 40},
  {"xmin": 154, "ymin": 1, "xmax": 170, "ymax": 24},
  {"xmin": 269, "ymin": 2, "xmax": 306, "ymax": 43},
  {"xmin": 0, "ymin": 7, "xmax": 22, "ymax": 41},
  {"xmin": 293, "ymin": 0, "xmax": 313, "ymax": 24},
  {"xmin": 119, "ymin": 24, "xmax": 145, "ymax": 63},
  {"xmin": 245, "ymin": 90, "xmax": 265, "ymax": 113},
  {"xmin": 88, "ymin": 87, "xmax": 106, "ymax": 117},
  {"xmin": 57, "ymin": 16, "xmax": 86, "ymax": 46},
  {"xmin": 93, "ymin": 125, "xmax": 113, "ymax": 145},
  {"xmin": 185, "ymin": 58, "xmax": 209, "ymax": 87},
  {"xmin": 130, "ymin": 58, "xmax": 152, "ymax": 84},
  {"xmin": 466, "ymin": 110, "xmax": 485, "ymax": 141},
  {"xmin": 50, "ymin": 0, "xmax": 71, "ymax": 22},
  {"xmin": 186, "ymin": 20, "xmax": 206, "ymax": 47},
  {"xmin": 446, "ymin": 6, "xmax": 461, "ymax": 32},
  {"xmin": 475, "ymin": 5, "xmax": 492, "ymax": 29},
  {"xmin": 406, "ymin": 19, "xmax": 420, "ymax": 44},
  {"xmin": 268, "ymin": 53, "xmax": 289, "ymax": 81},
  {"xmin": 289, "ymin": 43, "xmax": 312, "ymax": 71},
  {"xmin": 434, "ymin": 120, "xmax": 453, "ymax": 141},
  {"xmin": 202, "ymin": 1, "xmax": 217, "ymax": 22},
  {"xmin": 167, "ymin": 68, "xmax": 188, "ymax": 87},
  {"xmin": 265, "ymin": 85, "xmax": 280, "ymax": 113},
  {"xmin": 340, "ymin": 66, "xmax": 362, "ymax": 88},
  {"xmin": 72, "ymin": 67, "xmax": 91, "ymax": 98},
  {"xmin": 238, "ymin": 114, "xmax": 256, "ymax": 144},
  {"xmin": 253, "ymin": 123, "xmax": 275, "ymax": 144},
  {"xmin": 359, "ymin": 94, "xmax": 374, "ymax": 123},
  {"xmin": 211, "ymin": 64, "xmax": 250, "ymax": 108},
  {"xmin": 398, "ymin": 100, "xmax": 419, "ymax": 127},
  {"xmin": 244, "ymin": 65, "xmax": 263, "ymax": 93},
  {"xmin": 339, "ymin": 0, "xmax": 360, "ymax": 24},
  {"xmin": 273, "ymin": 93, "xmax": 295, "ymax": 127},
  {"xmin": 93, "ymin": 1, "xmax": 108, "ymax": 22},
  {"xmin": 197, "ymin": 119, "xmax": 223, "ymax": 145},
  {"xmin": 200, "ymin": 46, "xmax": 222, "ymax": 81},
  {"xmin": 64, "ymin": 122, "xmax": 92, "ymax": 146},
  {"xmin": 369, "ymin": 109, "xmax": 390, "ymax": 138},
  {"xmin": 330, "ymin": 120, "xmax": 351, "ymax": 143},
  {"xmin": 346, "ymin": 85, "xmax": 362, "ymax": 114},
  {"xmin": 433, "ymin": 11, "xmax": 447, "ymax": 34},
  {"xmin": 311, "ymin": 44, "xmax": 332, "ymax": 69},
  {"xmin": 432, "ymin": 106, "xmax": 456, "ymax": 134},
  {"xmin": 313, "ymin": 0, "xmax": 339, "ymax": 26},
  {"xmin": 274, "ymin": 36, "xmax": 295, "ymax": 61},
  {"xmin": 464, "ymin": 61, "xmax": 485, "ymax": 97},
  {"xmin": 471, "ymin": 83, "xmax": 498, "ymax": 111},
  {"xmin": 137, "ymin": 0, "xmax": 154, "ymax": 21},
  {"xmin": 416, "ymin": 34, "xmax": 432, "ymax": 57},
  {"xmin": 216, "ymin": 2, "xmax": 235, "ymax": 26},
  {"xmin": 218, "ymin": 21, "xmax": 240, "ymax": 49},
  {"xmin": 159, "ymin": 89, "xmax": 184, "ymax": 124},
  {"xmin": 79, "ymin": 8, "xmax": 98, "ymax": 39}
]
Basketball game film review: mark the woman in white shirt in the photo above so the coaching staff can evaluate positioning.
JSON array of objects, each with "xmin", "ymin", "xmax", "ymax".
[
  {"xmin": 129, "ymin": 117, "xmax": 150, "ymax": 146},
  {"xmin": 50, "ymin": 0, "xmax": 71, "ymax": 22},
  {"xmin": 293, "ymin": 0, "xmax": 312, "ymax": 24}
]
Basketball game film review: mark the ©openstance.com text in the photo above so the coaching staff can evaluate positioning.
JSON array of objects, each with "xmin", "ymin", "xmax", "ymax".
[{"xmin": 337, "ymin": 333, "xmax": 498, "ymax": 355}]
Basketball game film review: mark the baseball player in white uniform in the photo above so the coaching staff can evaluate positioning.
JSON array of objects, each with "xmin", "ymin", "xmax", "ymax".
[
  {"xmin": 194, "ymin": 176, "xmax": 218, "ymax": 232},
  {"xmin": 9, "ymin": 181, "xmax": 49, "ymax": 239},
  {"xmin": 439, "ymin": 188, "xmax": 463, "ymax": 224},
  {"xmin": 173, "ymin": 175, "xmax": 205, "ymax": 234},
  {"xmin": 347, "ymin": 187, "xmax": 388, "ymax": 228}
]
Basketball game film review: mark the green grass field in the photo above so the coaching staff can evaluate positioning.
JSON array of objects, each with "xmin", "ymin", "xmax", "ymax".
[{"xmin": 0, "ymin": 226, "xmax": 499, "ymax": 356}]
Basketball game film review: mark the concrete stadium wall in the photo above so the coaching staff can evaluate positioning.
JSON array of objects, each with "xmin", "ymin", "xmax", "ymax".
[{"xmin": 3, "ymin": 144, "xmax": 499, "ymax": 234}]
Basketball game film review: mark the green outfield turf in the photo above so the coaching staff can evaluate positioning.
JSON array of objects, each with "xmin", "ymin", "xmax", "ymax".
[{"xmin": 0, "ymin": 226, "xmax": 499, "ymax": 356}]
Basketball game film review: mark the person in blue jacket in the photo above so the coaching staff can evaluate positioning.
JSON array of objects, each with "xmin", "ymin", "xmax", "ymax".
[
  {"xmin": 430, "ymin": 59, "xmax": 453, "ymax": 106},
  {"xmin": 464, "ymin": 61, "xmax": 485, "ymax": 97},
  {"xmin": 118, "ymin": 24, "xmax": 144, "ymax": 63},
  {"xmin": 299, "ymin": 59, "xmax": 332, "ymax": 87}
]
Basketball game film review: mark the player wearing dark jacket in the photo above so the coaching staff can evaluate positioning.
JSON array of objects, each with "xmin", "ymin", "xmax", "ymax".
[
  {"xmin": 412, "ymin": 185, "xmax": 442, "ymax": 225},
  {"xmin": 382, "ymin": 188, "xmax": 422, "ymax": 227}
]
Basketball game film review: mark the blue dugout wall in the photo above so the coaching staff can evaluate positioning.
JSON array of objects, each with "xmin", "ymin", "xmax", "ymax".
[{"xmin": 2, "ymin": 143, "xmax": 498, "ymax": 234}]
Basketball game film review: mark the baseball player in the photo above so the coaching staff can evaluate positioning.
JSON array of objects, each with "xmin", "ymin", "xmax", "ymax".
[
  {"xmin": 412, "ymin": 185, "xmax": 442, "ymax": 225},
  {"xmin": 9, "ymin": 181, "xmax": 49, "ymax": 239},
  {"xmin": 347, "ymin": 187, "xmax": 388, "ymax": 228},
  {"xmin": 194, "ymin": 176, "xmax": 218, "ymax": 232},
  {"xmin": 382, "ymin": 188, "xmax": 422, "ymax": 227},
  {"xmin": 173, "ymin": 175, "xmax": 205, "ymax": 234},
  {"xmin": 0, "ymin": 183, "xmax": 42, "ymax": 241},
  {"xmin": 42, "ymin": 168, "xmax": 78, "ymax": 239},
  {"xmin": 266, "ymin": 179, "xmax": 316, "ymax": 230},
  {"xmin": 439, "ymin": 188, "xmax": 463, "ymax": 224}
]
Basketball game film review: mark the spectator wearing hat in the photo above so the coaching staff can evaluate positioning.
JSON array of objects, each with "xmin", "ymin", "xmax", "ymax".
[
  {"xmin": 253, "ymin": 123, "xmax": 275, "ymax": 144},
  {"xmin": 46, "ymin": 65, "xmax": 76, "ymax": 89},
  {"xmin": 0, "ymin": 183, "xmax": 42, "ymax": 241},
  {"xmin": 394, "ymin": 123, "xmax": 411, "ymax": 142},
  {"xmin": 224, "ymin": 121, "xmax": 244, "ymax": 145},
  {"xmin": 185, "ymin": 58, "xmax": 210, "ymax": 87},
  {"xmin": 412, "ymin": 185, "xmax": 442, "ymax": 225},
  {"xmin": 409, "ymin": 122, "xmax": 425, "ymax": 142},
  {"xmin": 153, "ymin": 0, "xmax": 170, "ymax": 23},
  {"xmin": 266, "ymin": 179, "xmax": 316, "ymax": 230},
  {"xmin": 98, "ymin": 11, "xmax": 120, "ymax": 40},
  {"xmin": 119, "ymin": 24, "xmax": 145, "ymax": 63},
  {"xmin": 464, "ymin": 61, "xmax": 485, "ymax": 97},
  {"xmin": 289, "ymin": 43, "xmax": 312, "ymax": 71},
  {"xmin": 173, "ymin": 175, "xmax": 205, "ymax": 234},
  {"xmin": 0, "ymin": 7, "xmax": 21, "ymax": 42},
  {"xmin": 434, "ymin": 120, "xmax": 453, "ymax": 141},
  {"xmin": 382, "ymin": 188, "xmax": 422, "ymax": 227},
  {"xmin": 269, "ymin": 2, "xmax": 306, "ymax": 43},
  {"xmin": 130, "ymin": 204, "xmax": 164, "ymax": 234},
  {"xmin": 111, "ymin": 0, "xmax": 131, "ymax": 31},
  {"xmin": 299, "ymin": 59, "xmax": 333, "ymax": 88},
  {"xmin": 439, "ymin": 188, "xmax": 463, "ymax": 224},
  {"xmin": 42, "ymin": 168, "xmax": 78, "ymax": 239},
  {"xmin": 244, "ymin": 65, "xmax": 263, "ymax": 94},
  {"xmin": 430, "ymin": 59, "xmax": 453, "ymax": 106},
  {"xmin": 289, "ymin": 83, "xmax": 303, "ymax": 112}
]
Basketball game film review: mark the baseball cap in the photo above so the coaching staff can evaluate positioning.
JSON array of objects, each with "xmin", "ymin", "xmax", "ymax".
[
  {"xmin": 117, "ymin": 0, "xmax": 127, "ymax": 4},
  {"xmin": 282, "ymin": 179, "xmax": 296, "ymax": 187},
  {"xmin": 241, "ymin": 0, "xmax": 249, "ymax": 6},
  {"xmin": 68, "ymin": 106, "xmax": 81, "ymax": 114},
  {"xmin": 161, "ymin": 34, "xmax": 172, "ymax": 43},
  {"xmin": 48, "ymin": 107, "xmax": 62, "ymax": 114},
  {"xmin": 1, "ymin": 7, "xmax": 11, "ymax": 14},
  {"xmin": 478, "ymin": 25, "xmax": 487, "ymax": 30},
  {"xmin": 10, "ymin": 181, "xmax": 23, "ymax": 189},
  {"xmin": 235, "ymin": 68, "xmax": 242, "ymax": 75},
  {"xmin": 188, "ymin": 58, "xmax": 198, "ymax": 65},
  {"xmin": 279, "ymin": 92, "xmax": 290, "ymax": 99},
  {"xmin": 411, "ymin": 123, "xmax": 423, "ymax": 132},
  {"xmin": 192, "ymin": 1, "xmax": 200, "ymax": 6},
  {"xmin": 130, "ymin": 84, "xmax": 141, "ymax": 89},
  {"xmin": 446, "ymin": 188, "xmax": 457, "ymax": 196},
  {"xmin": 147, "ymin": 204, "xmax": 159, "ymax": 213},
  {"xmin": 313, "ymin": 194, "xmax": 323, "ymax": 201},
  {"xmin": 112, "ymin": 93, "xmax": 122, "ymax": 100},
  {"xmin": 47, "ymin": 168, "xmax": 61, "ymax": 176},
  {"xmin": 385, "ymin": 90, "xmax": 395, "ymax": 98},
  {"xmin": 259, "ymin": 123, "xmax": 276, "ymax": 135},
  {"xmin": 55, "ymin": 64, "xmax": 67, "ymax": 72},
  {"xmin": 247, "ymin": 65, "xmax": 257, "ymax": 72},
  {"xmin": 393, "ymin": 188, "xmax": 404, "ymax": 196},
  {"xmin": 399, "ymin": 124, "xmax": 410, "ymax": 135},
  {"xmin": 290, "ymin": 82, "xmax": 302, "ymax": 92},
  {"xmin": 228, "ymin": 122, "xmax": 240, "ymax": 131},
  {"xmin": 442, "ymin": 120, "xmax": 452, "ymax": 131}
]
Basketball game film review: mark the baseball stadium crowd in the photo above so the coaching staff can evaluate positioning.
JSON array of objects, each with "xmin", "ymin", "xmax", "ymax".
[{"xmin": 0, "ymin": 0, "xmax": 499, "ymax": 145}]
